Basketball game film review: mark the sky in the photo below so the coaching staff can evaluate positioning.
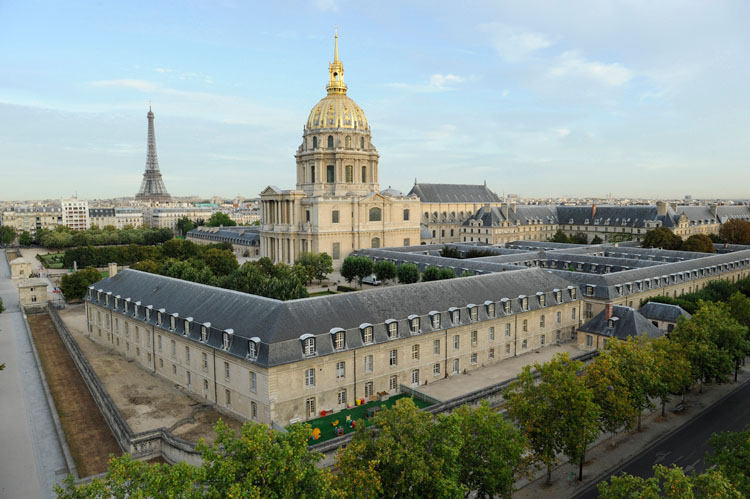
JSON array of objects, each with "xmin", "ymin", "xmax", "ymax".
[{"xmin": 1, "ymin": 0, "xmax": 748, "ymax": 201}]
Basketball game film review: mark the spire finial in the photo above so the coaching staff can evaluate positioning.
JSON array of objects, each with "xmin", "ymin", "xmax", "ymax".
[
  {"xmin": 334, "ymin": 26, "xmax": 339, "ymax": 62},
  {"xmin": 326, "ymin": 28, "xmax": 347, "ymax": 95}
]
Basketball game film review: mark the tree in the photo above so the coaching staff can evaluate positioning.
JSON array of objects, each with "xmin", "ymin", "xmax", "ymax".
[
  {"xmin": 450, "ymin": 402, "xmax": 527, "ymax": 498},
  {"xmin": 598, "ymin": 464, "xmax": 742, "ymax": 498},
  {"xmin": 584, "ymin": 352, "xmax": 637, "ymax": 446},
  {"xmin": 438, "ymin": 268, "xmax": 456, "ymax": 280},
  {"xmin": 340, "ymin": 256, "xmax": 373, "ymax": 288},
  {"xmin": 650, "ymin": 337, "xmax": 693, "ymax": 416},
  {"xmin": 203, "ymin": 248, "xmax": 239, "ymax": 276},
  {"xmin": 373, "ymin": 260, "xmax": 397, "ymax": 284},
  {"xmin": 719, "ymin": 219, "xmax": 750, "ymax": 244},
  {"xmin": 549, "ymin": 230, "xmax": 570, "ymax": 243},
  {"xmin": 176, "ymin": 216, "xmax": 195, "ymax": 236},
  {"xmin": 340, "ymin": 256, "xmax": 358, "ymax": 286},
  {"xmin": 206, "ymin": 212, "xmax": 237, "ymax": 227},
  {"xmin": 0, "ymin": 225, "xmax": 16, "ymax": 246},
  {"xmin": 396, "ymin": 263, "xmax": 420, "ymax": 284},
  {"xmin": 671, "ymin": 301, "xmax": 746, "ymax": 389},
  {"xmin": 571, "ymin": 233, "xmax": 589, "ymax": 244},
  {"xmin": 682, "ymin": 234, "xmax": 716, "ymax": 253},
  {"xmin": 591, "ymin": 235, "xmax": 604, "ymax": 245},
  {"xmin": 18, "ymin": 231, "xmax": 33, "ymax": 246},
  {"xmin": 336, "ymin": 397, "xmax": 465, "ymax": 498},
  {"xmin": 421, "ymin": 266, "xmax": 442, "ymax": 282},
  {"xmin": 295, "ymin": 252, "xmax": 333, "ymax": 284},
  {"xmin": 503, "ymin": 353, "xmax": 600, "ymax": 484},
  {"xmin": 60, "ymin": 267, "xmax": 104, "ymax": 301},
  {"xmin": 706, "ymin": 426, "xmax": 750, "ymax": 497},
  {"xmin": 642, "ymin": 227, "xmax": 682, "ymax": 250}
]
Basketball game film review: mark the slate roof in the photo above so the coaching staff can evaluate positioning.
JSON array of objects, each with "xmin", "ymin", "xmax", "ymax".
[
  {"xmin": 638, "ymin": 302, "xmax": 691, "ymax": 323},
  {"xmin": 187, "ymin": 227, "xmax": 260, "ymax": 247},
  {"xmin": 86, "ymin": 267, "xmax": 578, "ymax": 367},
  {"xmin": 408, "ymin": 183, "xmax": 502, "ymax": 203},
  {"xmin": 556, "ymin": 205, "xmax": 677, "ymax": 228},
  {"xmin": 463, "ymin": 205, "xmax": 559, "ymax": 227},
  {"xmin": 579, "ymin": 305, "xmax": 663, "ymax": 340}
]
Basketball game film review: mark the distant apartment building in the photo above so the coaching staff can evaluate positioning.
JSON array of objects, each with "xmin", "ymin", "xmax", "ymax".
[
  {"xmin": 115, "ymin": 208, "xmax": 144, "ymax": 229},
  {"xmin": 61, "ymin": 198, "xmax": 90, "ymax": 231},
  {"xmin": 89, "ymin": 207, "xmax": 117, "ymax": 228},
  {"xmin": 0, "ymin": 205, "xmax": 63, "ymax": 234},
  {"xmin": 144, "ymin": 207, "xmax": 215, "ymax": 233}
]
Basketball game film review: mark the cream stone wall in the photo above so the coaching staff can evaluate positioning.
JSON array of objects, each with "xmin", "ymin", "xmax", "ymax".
[
  {"xmin": 17, "ymin": 283, "xmax": 47, "ymax": 307},
  {"xmin": 10, "ymin": 259, "xmax": 32, "ymax": 279}
]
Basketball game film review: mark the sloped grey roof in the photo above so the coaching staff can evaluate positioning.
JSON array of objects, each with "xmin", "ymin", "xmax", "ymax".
[
  {"xmin": 187, "ymin": 227, "xmax": 260, "ymax": 246},
  {"xmin": 556, "ymin": 205, "xmax": 677, "ymax": 228},
  {"xmin": 408, "ymin": 183, "xmax": 502, "ymax": 203},
  {"xmin": 638, "ymin": 302, "xmax": 691, "ymax": 323},
  {"xmin": 579, "ymin": 305, "xmax": 663, "ymax": 340},
  {"xmin": 463, "ymin": 205, "xmax": 559, "ymax": 227},
  {"xmin": 86, "ymin": 267, "xmax": 579, "ymax": 367}
]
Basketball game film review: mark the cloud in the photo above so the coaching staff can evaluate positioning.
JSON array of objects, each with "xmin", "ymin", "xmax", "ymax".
[
  {"xmin": 548, "ymin": 51, "xmax": 632, "ymax": 86},
  {"xmin": 478, "ymin": 23, "xmax": 554, "ymax": 62},
  {"xmin": 153, "ymin": 67, "xmax": 173, "ymax": 73},
  {"xmin": 90, "ymin": 79, "xmax": 159, "ymax": 92},
  {"xmin": 557, "ymin": 128, "xmax": 570, "ymax": 137},
  {"xmin": 313, "ymin": 0, "xmax": 339, "ymax": 12},
  {"xmin": 388, "ymin": 73, "xmax": 465, "ymax": 93}
]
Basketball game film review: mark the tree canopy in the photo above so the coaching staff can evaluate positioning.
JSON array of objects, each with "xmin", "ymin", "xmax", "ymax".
[
  {"xmin": 719, "ymin": 219, "xmax": 750, "ymax": 244},
  {"xmin": 60, "ymin": 267, "xmax": 104, "ymax": 300},
  {"xmin": 599, "ymin": 464, "xmax": 742, "ymax": 498},
  {"xmin": 395, "ymin": 263, "xmax": 420, "ymax": 284},
  {"xmin": 642, "ymin": 227, "xmax": 683, "ymax": 250},
  {"xmin": 681, "ymin": 233, "xmax": 716, "ymax": 253},
  {"xmin": 0, "ymin": 225, "xmax": 16, "ymax": 246},
  {"xmin": 206, "ymin": 212, "xmax": 237, "ymax": 227}
]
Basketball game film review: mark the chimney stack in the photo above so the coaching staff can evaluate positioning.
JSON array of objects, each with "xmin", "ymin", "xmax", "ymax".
[
  {"xmin": 108, "ymin": 262, "xmax": 118, "ymax": 277},
  {"xmin": 605, "ymin": 303, "xmax": 613, "ymax": 321},
  {"xmin": 592, "ymin": 203, "xmax": 597, "ymax": 219},
  {"xmin": 656, "ymin": 201, "xmax": 668, "ymax": 216}
]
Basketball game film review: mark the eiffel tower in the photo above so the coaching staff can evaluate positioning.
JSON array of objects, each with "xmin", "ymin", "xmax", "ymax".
[{"xmin": 135, "ymin": 106, "xmax": 171, "ymax": 203}]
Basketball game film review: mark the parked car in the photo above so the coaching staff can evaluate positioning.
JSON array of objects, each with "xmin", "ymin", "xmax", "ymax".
[{"xmin": 362, "ymin": 274, "xmax": 382, "ymax": 286}]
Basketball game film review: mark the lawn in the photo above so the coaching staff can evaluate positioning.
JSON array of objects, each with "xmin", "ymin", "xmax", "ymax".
[
  {"xmin": 39, "ymin": 252, "xmax": 65, "ymax": 269},
  {"xmin": 301, "ymin": 394, "xmax": 432, "ymax": 443}
]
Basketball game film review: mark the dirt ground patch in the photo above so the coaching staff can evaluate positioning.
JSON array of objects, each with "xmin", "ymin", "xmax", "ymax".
[
  {"xmin": 58, "ymin": 305, "xmax": 241, "ymax": 443},
  {"xmin": 27, "ymin": 313, "xmax": 122, "ymax": 477}
]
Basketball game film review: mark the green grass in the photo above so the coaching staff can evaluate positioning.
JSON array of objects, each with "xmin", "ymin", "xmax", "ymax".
[
  {"xmin": 100, "ymin": 271, "xmax": 109, "ymax": 278},
  {"xmin": 39, "ymin": 252, "xmax": 66, "ymax": 269},
  {"xmin": 301, "ymin": 394, "xmax": 432, "ymax": 443},
  {"xmin": 308, "ymin": 290, "xmax": 337, "ymax": 297}
]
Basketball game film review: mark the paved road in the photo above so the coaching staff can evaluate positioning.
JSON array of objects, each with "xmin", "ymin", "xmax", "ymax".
[
  {"xmin": 0, "ymin": 251, "xmax": 68, "ymax": 498},
  {"xmin": 574, "ymin": 380, "xmax": 750, "ymax": 498}
]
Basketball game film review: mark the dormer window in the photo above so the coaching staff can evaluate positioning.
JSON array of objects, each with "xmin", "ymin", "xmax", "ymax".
[
  {"xmin": 537, "ymin": 293, "xmax": 546, "ymax": 307},
  {"xmin": 333, "ymin": 330, "xmax": 345, "ymax": 350},
  {"xmin": 450, "ymin": 308, "xmax": 460, "ymax": 324},
  {"xmin": 157, "ymin": 312, "xmax": 163, "ymax": 326},
  {"xmin": 302, "ymin": 336, "xmax": 316, "ymax": 357},
  {"xmin": 486, "ymin": 302, "xmax": 495, "ymax": 317},
  {"xmin": 430, "ymin": 312, "xmax": 440, "ymax": 329},
  {"xmin": 134, "ymin": 304, "xmax": 139, "ymax": 317},
  {"xmin": 555, "ymin": 290, "xmax": 562, "ymax": 303},
  {"xmin": 585, "ymin": 285, "xmax": 594, "ymax": 296},
  {"xmin": 184, "ymin": 320, "xmax": 190, "ymax": 335},
  {"xmin": 387, "ymin": 321, "xmax": 398, "ymax": 339},
  {"xmin": 200, "ymin": 325, "xmax": 208, "ymax": 342},
  {"xmin": 470, "ymin": 306, "xmax": 478, "ymax": 321},
  {"xmin": 222, "ymin": 330, "xmax": 233, "ymax": 350},
  {"xmin": 114, "ymin": 297, "xmax": 119, "ymax": 309},
  {"xmin": 409, "ymin": 316, "xmax": 420, "ymax": 334},
  {"xmin": 502, "ymin": 299, "xmax": 511, "ymax": 314},
  {"xmin": 247, "ymin": 339, "xmax": 258, "ymax": 360},
  {"xmin": 169, "ymin": 316, "xmax": 176, "ymax": 330},
  {"xmin": 615, "ymin": 285, "xmax": 622, "ymax": 295},
  {"xmin": 520, "ymin": 296, "xmax": 528, "ymax": 311},
  {"xmin": 608, "ymin": 317, "xmax": 619, "ymax": 328},
  {"xmin": 88, "ymin": 288, "xmax": 93, "ymax": 299},
  {"xmin": 362, "ymin": 325, "xmax": 374, "ymax": 343},
  {"xmin": 97, "ymin": 291, "xmax": 102, "ymax": 302},
  {"xmin": 105, "ymin": 294, "xmax": 109, "ymax": 306}
]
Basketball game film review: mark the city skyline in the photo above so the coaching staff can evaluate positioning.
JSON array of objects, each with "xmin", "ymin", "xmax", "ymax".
[{"xmin": 1, "ymin": 1, "xmax": 749, "ymax": 200}]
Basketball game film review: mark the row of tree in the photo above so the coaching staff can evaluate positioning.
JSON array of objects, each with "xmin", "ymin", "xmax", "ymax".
[
  {"xmin": 642, "ymin": 277, "xmax": 750, "ymax": 314},
  {"xmin": 58, "ymin": 399, "xmax": 527, "ymax": 499},
  {"xmin": 549, "ymin": 229, "xmax": 603, "ymax": 245},
  {"xmin": 339, "ymin": 256, "xmax": 474, "ymax": 288},
  {"xmin": 503, "ymin": 292, "xmax": 750, "ymax": 485},
  {"xmin": 175, "ymin": 212, "xmax": 242, "ymax": 236},
  {"xmin": 642, "ymin": 227, "xmax": 716, "ymax": 253},
  {"xmin": 29, "ymin": 225, "xmax": 174, "ymax": 249}
]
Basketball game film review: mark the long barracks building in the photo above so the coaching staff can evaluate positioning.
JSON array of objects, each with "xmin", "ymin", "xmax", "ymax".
[{"xmin": 84, "ymin": 241, "xmax": 750, "ymax": 427}]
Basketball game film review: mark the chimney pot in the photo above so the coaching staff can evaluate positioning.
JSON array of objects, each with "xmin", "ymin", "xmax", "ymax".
[{"xmin": 605, "ymin": 303, "xmax": 613, "ymax": 321}]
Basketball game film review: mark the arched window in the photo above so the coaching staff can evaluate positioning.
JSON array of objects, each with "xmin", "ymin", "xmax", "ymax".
[
  {"xmin": 360, "ymin": 136, "xmax": 365, "ymax": 149},
  {"xmin": 345, "ymin": 165, "xmax": 353, "ymax": 182},
  {"xmin": 369, "ymin": 207, "xmax": 382, "ymax": 221},
  {"xmin": 361, "ymin": 166, "xmax": 367, "ymax": 182},
  {"xmin": 345, "ymin": 136, "xmax": 351, "ymax": 149},
  {"xmin": 371, "ymin": 237, "xmax": 381, "ymax": 248},
  {"xmin": 312, "ymin": 136, "xmax": 318, "ymax": 149},
  {"xmin": 327, "ymin": 135, "xmax": 334, "ymax": 148}
]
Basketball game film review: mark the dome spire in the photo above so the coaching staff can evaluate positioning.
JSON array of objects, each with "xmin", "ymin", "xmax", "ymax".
[{"xmin": 326, "ymin": 29, "xmax": 347, "ymax": 95}]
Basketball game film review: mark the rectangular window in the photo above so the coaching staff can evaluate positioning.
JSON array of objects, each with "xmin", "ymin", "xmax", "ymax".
[
  {"xmin": 489, "ymin": 348, "xmax": 495, "ymax": 359},
  {"xmin": 389, "ymin": 349, "xmax": 398, "ymax": 366},
  {"xmin": 364, "ymin": 354, "xmax": 373, "ymax": 373},
  {"xmin": 471, "ymin": 330, "xmax": 478, "ymax": 346},
  {"xmin": 432, "ymin": 363, "xmax": 441, "ymax": 376},
  {"xmin": 411, "ymin": 369, "xmax": 419, "ymax": 385},
  {"xmin": 388, "ymin": 322, "xmax": 398, "ymax": 339},
  {"xmin": 203, "ymin": 379, "xmax": 209, "ymax": 392},
  {"xmin": 522, "ymin": 339, "xmax": 528, "ymax": 349},
  {"xmin": 471, "ymin": 353, "xmax": 478, "ymax": 365},
  {"xmin": 557, "ymin": 311, "xmax": 561, "ymax": 323},
  {"xmin": 572, "ymin": 308, "xmax": 577, "ymax": 320},
  {"xmin": 453, "ymin": 334, "xmax": 460, "ymax": 350},
  {"xmin": 365, "ymin": 382, "xmax": 374, "ymax": 398},
  {"xmin": 410, "ymin": 318, "xmax": 419, "ymax": 333},
  {"xmin": 452, "ymin": 358, "xmax": 459, "ymax": 374},
  {"xmin": 470, "ymin": 307, "xmax": 478, "ymax": 321},
  {"xmin": 185, "ymin": 346, "xmax": 190, "ymax": 363},
  {"xmin": 224, "ymin": 361, "xmax": 230, "ymax": 380},
  {"xmin": 251, "ymin": 401, "xmax": 258, "ymax": 419},
  {"xmin": 389, "ymin": 375, "xmax": 398, "ymax": 391},
  {"xmin": 540, "ymin": 315, "xmax": 545, "ymax": 328},
  {"xmin": 171, "ymin": 339, "xmax": 176, "ymax": 356},
  {"xmin": 336, "ymin": 361, "xmax": 346, "ymax": 379},
  {"xmin": 159, "ymin": 358, "xmax": 164, "ymax": 368},
  {"xmin": 187, "ymin": 371, "xmax": 192, "ymax": 388},
  {"xmin": 250, "ymin": 371, "xmax": 257, "ymax": 391},
  {"xmin": 326, "ymin": 165, "xmax": 334, "ymax": 183},
  {"xmin": 337, "ymin": 389, "xmax": 347, "ymax": 405},
  {"xmin": 158, "ymin": 335, "xmax": 162, "ymax": 351},
  {"xmin": 334, "ymin": 332, "xmax": 345, "ymax": 350},
  {"xmin": 431, "ymin": 314, "xmax": 441, "ymax": 329},
  {"xmin": 586, "ymin": 334, "xmax": 593, "ymax": 347},
  {"xmin": 522, "ymin": 320, "xmax": 528, "ymax": 332},
  {"xmin": 505, "ymin": 323, "xmax": 511, "ymax": 337},
  {"xmin": 505, "ymin": 344, "xmax": 511, "ymax": 354},
  {"xmin": 172, "ymin": 363, "xmax": 177, "ymax": 375},
  {"xmin": 488, "ymin": 303, "xmax": 495, "ymax": 317},
  {"xmin": 489, "ymin": 327, "xmax": 495, "ymax": 341},
  {"xmin": 403, "ymin": 209, "xmax": 410, "ymax": 221},
  {"xmin": 433, "ymin": 339, "xmax": 440, "ymax": 355},
  {"xmin": 148, "ymin": 353, "xmax": 152, "ymax": 363},
  {"xmin": 332, "ymin": 210, "xmax": 339, "ymax": 224},
  {"xmin": 146, "ymin": 330, "xmax": 150, "ymax": 345},
  {"xmin": 305, "ymin": 368, "xmax": 315, "ymax": 387},
  {"xmin": 225, "ymin": 389, "xmax": 231, "ymax": 408},
  {"xmin": 411, "ymin": 344, "xmax": 420, "ymax": 360},
  {"xmin": 332, "ymin": 243, "xmax": 340, "ymax": 260},
  {"xmin": 556, "ymin": 330, "xmax": 561, "ymax": 341},
  {"xmin": 541, "ymin": 334, "xmax": 546, "ymax": 345},
  {"xmin": 403, "ymin": 238, "xmax": 410, "ymax": 246},
  {"xmin": 202, "ymin": 352, "xmax": 208, "ymax": 370}
]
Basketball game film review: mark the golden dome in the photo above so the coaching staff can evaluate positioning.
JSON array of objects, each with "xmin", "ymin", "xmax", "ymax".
[
  {"xmin": 307, "ymin": 94, "xmax": 368, "ymax": 130},
  {"xmin": 306, "ymin": 32, "xmax": 368, "ymax": 131}
]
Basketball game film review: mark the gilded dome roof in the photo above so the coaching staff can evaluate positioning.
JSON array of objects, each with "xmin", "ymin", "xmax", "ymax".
[{"xmin": 307, "ymin": 94, "xmax": 368, "ymax": 130}]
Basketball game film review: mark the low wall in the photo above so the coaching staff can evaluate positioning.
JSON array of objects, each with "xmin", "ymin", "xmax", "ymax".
[{"xmin": 46, "ymin": 305, "xmax": 203, "ymax": 468}]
